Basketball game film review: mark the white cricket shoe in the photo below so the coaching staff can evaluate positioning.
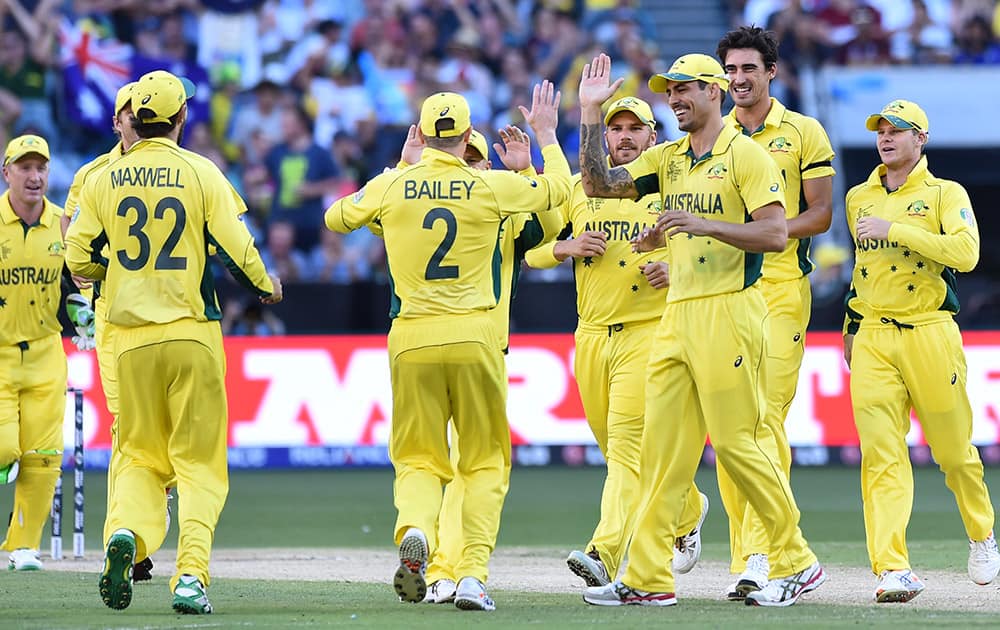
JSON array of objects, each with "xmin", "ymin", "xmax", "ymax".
[
  {"xmin": 673, "ymin": 492, "xmax": 709, "ymax": 574},
  {"xmin": 745, "ymin": 561, "xmax": 825, "ymax": 607},
  {"xmin": 393, "ymin": 528, "xmax": 428, "ymax": 603},
  {"xmin": 8, "ymin": 548, "xmax": 42, "ymax": 571},
  {"xmin": 736, "ymin": 553, "xmax": 769, "ymax": 596},
  {"xmin": 454, "ymin": 577, "xmax": 495, "ymax": 611},
  {"xmin": 874, "ymin": 568, "xmax": 924, "ymax": 603},
  {"xmin": 583, "ymin": 580, "xmax": 677, "ymax": 607},
  {"xmin": 968, "ymin": 533, "xmax": 1000, "ymax": 585},
  {"xmin": 423, "ymin": 579, "xmax": 457, "ymax": 604},
  {"xmin": 567, "ymin": 549, "xmax": 610, "ymax": 586}
]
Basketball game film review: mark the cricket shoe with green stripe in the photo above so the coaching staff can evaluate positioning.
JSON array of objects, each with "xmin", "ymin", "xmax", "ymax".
[
  {"xmin": 393, "ymin": 528, "xmax": 428, "ymax": 603},
  {"xmin": 745, "ymin": 562, "xmax": 826, "ymax": 607},
  {"xmin": 99, "ymin": 530, "xmax": 135, "ymax": 610},
  {"xmin": 173, "ymin": 574, "xmax": 213, "ymax": 614}
]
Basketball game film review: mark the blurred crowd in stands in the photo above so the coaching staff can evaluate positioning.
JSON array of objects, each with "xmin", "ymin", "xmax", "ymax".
[{"xmin": 2, "ymin": 0, "xmax": 1000, "ymax": 330}]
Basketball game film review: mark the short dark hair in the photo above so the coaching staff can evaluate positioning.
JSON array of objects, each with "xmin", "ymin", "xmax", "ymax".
[
  {"xmin": 425, "ymin": 134, "xmax": 465, "ymax": 150},
  {"xmin": 130, "ymin": 110, "xmax": 182, "ymax": 138},
  {"xmin": 716, "ymin": 25, "xmax": 779, "ymax": 70}
]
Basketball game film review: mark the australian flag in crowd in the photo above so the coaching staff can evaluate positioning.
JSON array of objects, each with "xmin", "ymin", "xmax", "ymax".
[{"xmin": 58, "ymin": 19, "xmax": 210, "ymax": 133}]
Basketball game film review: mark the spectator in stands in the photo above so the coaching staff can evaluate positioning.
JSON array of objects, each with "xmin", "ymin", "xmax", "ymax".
[
  {"xmin": 886, "ymin": 0, "xmax": 952, "ymax": 64},
  {"xmin": 837, "ymin": 4, "xmax": 891, "ymax": 65},
  {"xmin": 221, "ymin": 297, "xmax": 286, "ymax": 336},
  {"xmin": 954, "ymin": 15, "xmax": 1000, "ymax": 64},
  {"xmin": 304, "ymin": 228, "xmax": 379, "ymax": 285},
  {"xmin": 287, "ymin": 18, "xmax": 348, "ymax": 92},
  {"xmin": 0, "ymin": 21, "xmax": 57, "ymax": 141},
  {"xmin": 197, "ymin": 0, "xmax": 265, "ymax": 90},
  {"xmin": 309, "ymin": 61, "xmax": 376, "ymax": 151},
  {"xmin": 264, "ymin": 106, "xmax": 340, "ymax": 251},
  {"xmin": 261, "ymin": 220, "xmax": 309, "ymax": 283},
  {"xmin": 230, "ymin": 77, "xmax": 286, "ymax": 165}
]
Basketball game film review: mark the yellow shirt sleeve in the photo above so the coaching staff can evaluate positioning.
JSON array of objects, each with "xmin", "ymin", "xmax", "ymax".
[
  {"xmin": 799, "ymin": 117, "xmax": 836, "ymax": 180},
  {"xmin": 488, "ymin": 144, "xmax": 572, "ymax": 216},
  {"xmin": 887, "ymin": 183, "xmax": 979, "ymax": 273},
  {"xmin": 736, "ymin": 141, "xmax": 785, "ymax": 212},
  {"xmin": 65, "ymin": 182, "xmax": 109, "ymax": 280},
  {"xmin": 325, "ymin": 174, "xmax": 390, "ymax": 233},
  {"xmin": 204, "ymin": 169, "xmax": 274, "ymax": 296},
  {"xmin": 622, "ymin": 143, "xmax": 665, "ymax": 199}
]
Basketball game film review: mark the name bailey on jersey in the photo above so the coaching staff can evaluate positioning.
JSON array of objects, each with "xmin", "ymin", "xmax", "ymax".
[
  {"xmin": 403, "ymin": 179, "xmax": 476, "ymax": 200},
  {"xmin": 109, "ymin": 166, "xmax": 185, "ymax": 189}
]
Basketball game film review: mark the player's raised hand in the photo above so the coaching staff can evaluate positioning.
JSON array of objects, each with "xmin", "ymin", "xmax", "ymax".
[
  {"xmin": 518, "ymin": 80, "xmax": 561, "ymax": 148},
  {"xmin": 261, "ymin": 273, "xmax": 283, "ymax": 304},
  {"xmin": 579, "ymin": 53, "xmax": 624, "ymax": 111},
  {"xmin": 553, "ymin": 231, "xmax": 607, "ymax": 261},
  {"xmin": 631, "ymin": 226, "xmax": 666, "ymax": 253},
  {"xmin": 640, "ymin": 261, "xmax": 670, "ymax": 289},
  {"xmin": 399, "ymin": 124, "xmax": 424, "ymax": 165},
  {"xmin": 495, "ymin": 125, "xmax": 532, "ymax": 172}
]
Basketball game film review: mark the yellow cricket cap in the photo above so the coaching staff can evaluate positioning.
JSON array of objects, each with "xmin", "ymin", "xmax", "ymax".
[
  {"xmin": 865, "ymin": 99, "xmax": 929, "ymax": 132},
  {"xmin": 604, "ymin": 96, "xmax": 656, "ymax": 129},
  {"xmin": 3, "ymin": 134, "xmax": 50, "ymax": 166},
  {"xmin": 132, "ymin": 70, "xmax": 196, "ymax": 125},
  {"xmin": 419, "ymin": 92, "xmax": 471, "ymax": 138},
  {"xmin": 648, "ymin": 54, "xmax": 729, "ymax": 93},
  {"xmin": 467, "ymin": 130, "xmax": 489, "ymax": 161},
  {"xmin": 115, "ymin": 82, "xmax": 136, "ymax": 115}
]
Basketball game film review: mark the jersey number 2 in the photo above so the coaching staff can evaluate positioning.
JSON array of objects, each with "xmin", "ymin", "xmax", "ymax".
[
  {"xmin": 116, "ymin": 196, "xmax": 188, "ymax": 271},
  {"xmin": 423, "ymin": 207, "xmax": 459, "ymax": 280}
]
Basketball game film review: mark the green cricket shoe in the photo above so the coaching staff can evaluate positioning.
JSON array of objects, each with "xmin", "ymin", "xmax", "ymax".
[
  {"xmin": 99, "ymin": 531, "xmax": 135, "ymax": 610},
  {"xmin": 172, "ymin": 574, "xmax": 213, "ymax": 614},
  {"xmin": 0, "ymin": 460, "xmax": 19, "ymax": 485}
]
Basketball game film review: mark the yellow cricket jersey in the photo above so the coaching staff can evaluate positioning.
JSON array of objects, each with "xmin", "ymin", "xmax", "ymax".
[
  {"xmin": 325, "ymin": 145, "xmax": 571, "ymax": 319},
  {"xmin": 525, "ymin": 173, "xmax": 668, "ymax": 325},
  {"xmin": 725, "ymin": 98, "xmax": 835, "ymax": 280},
  {"xmin": 0, "ymin": 193, "xmax": 66, "ymax": 345},
  {"xmin": 493, "ymin": 211, "xmax": 564, "ymax": 348},
  {"xmin": 622, "ymin": 125, "xmax": 785, "ymax": 303},
  {"xmin": 65, "ymin": 137, "xmax": 273, "ymax": 327},
  {"xmin": 843, "ymin": 156, "xmax": 979, "ymax": 332},
  {"xmin": 64, "ymin": 142, "xmax": 125, "ymax": 219}
]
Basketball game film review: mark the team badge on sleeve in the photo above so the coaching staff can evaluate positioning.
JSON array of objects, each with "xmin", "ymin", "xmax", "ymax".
[
  {"xmin": 70, "ymin": 205, "xmax": 81, "ymax": 225},
  {"xmin": 352, "ymin": 187, "xmax": 366, "ymax": 203},
  {"xmin": 959, "ymin": 208, "xmax": 976, "ymax": 228}
]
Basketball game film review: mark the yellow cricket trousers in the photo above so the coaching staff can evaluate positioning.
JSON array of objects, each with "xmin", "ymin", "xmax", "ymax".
[
  {"xmin": 106, "ymin": 319, "xmax": 228, "ymax": 591},
  {"xmin": 719, "ymin": 275, "xmax": 810, "ymax": 575},
  {"xmin": 622, "ymin": 286, "xmax": 816, "ymax": 593},
  {"xmin": 851, "ymin": 317, "xmax": 995, "ymax": 574},
  {"xmin": 0, "ymin": 333, "xmax": 66, "ymax": 551},
  {"xmin": 388, "ymin": 313, "xmax": 509, "ymax": 584},
  {"xmin": 574, "ymin": 319, "xmax": 703, "ymax": 580}
]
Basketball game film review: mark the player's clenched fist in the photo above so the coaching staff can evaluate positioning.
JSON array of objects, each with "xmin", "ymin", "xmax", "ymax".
[
  {"xmin": 640, "ymin": 261, "xmax": 669, "ymax": 289},
  {"xmin": 260, "ymin": 273, "xmax": 283, "ymax": 305},
  {"xmin": 554, "ymin": 230, "xmax": 607, "ymax": 261}
]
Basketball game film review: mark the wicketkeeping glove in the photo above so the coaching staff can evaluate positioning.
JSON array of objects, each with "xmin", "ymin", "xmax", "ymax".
[{"xmin": 66, "ymin": 293, "xmax": 96, "ymax": 351}]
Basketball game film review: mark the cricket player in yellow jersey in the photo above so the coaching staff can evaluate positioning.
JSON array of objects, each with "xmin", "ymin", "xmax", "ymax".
[
  {"xmin": 577, "ymin": 53, "xmax": 824, "ymax": 608},
  {"xmin": 0, "ymin": 135, "xmax": 68, "ymax": 572},
  {"xmin": 524, "ymin": 96, "xmax": 709, "ymax": 589},
  {"xmin": 413, "ymin": 126, "xmax": 565, "ymax": 604},
  {"xmin": 716, "ymin": 26, "xmax": 835, "ymax": 599},
  {"xmin": 66, "ymin": 70, "xmax": 281, "ymax": 615},
  {"xmin": 844, "ymin": 99, "xmax": 1000, "ymax": 602},
  {"xmin": 325, "ymin": 85, "xmax": 571, "ymax": 611}
]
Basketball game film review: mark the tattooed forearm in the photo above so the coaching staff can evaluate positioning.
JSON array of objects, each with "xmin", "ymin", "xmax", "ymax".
[{"xmin": 578, "ymin": 123, "xmax": 637, "ymax": 198}]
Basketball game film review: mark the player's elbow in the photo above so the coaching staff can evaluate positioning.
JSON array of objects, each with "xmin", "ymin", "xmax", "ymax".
[
  {"xmin": 763, "ymin": 220, "xmax": 788, "ymax": 252},
  {"xmin": 954, "ymin": 251, "xmax": 979, "ymax": 273}
]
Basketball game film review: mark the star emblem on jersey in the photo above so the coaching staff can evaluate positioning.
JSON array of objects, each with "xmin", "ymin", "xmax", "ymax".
[
  {"xmin": 0, "ymin": 296, "xmax": 6, "ymax": 308},
  {"xmin": 860, "ymin": 267, "xmax": 868, "ymax": 278},
  {"xmin": 707, "ymin": 163, "xmax": 727, "ymax": 180},
  {"xmin": 902, "ymin": 250, "xmax": 911, "ymax": 257},
  {"xmin": 768, "ymin": 137, "xmax": 792, "ymax": 153},
  {"xmin": 698, "ymin": 256, "xmax": 706, "ymax": 264},
  {"xmin": 631, "ymin": 284, "xmax": 639, "ymax": 292},
  {"xmin": 890, "ymin": 265, "xmax": 897, "ymax": 272},
  {"xmin": 907, "ymin": 284, "xmax": 915, "ymax": 292},
  {"xmin": 618, "ymin": 260, "xmax": 626, "ymax": 268},
  {"xmin": 0, "ymin": 240, "xmax": 11, "ymax": 261},
  {"xmin": 916, "ymin": 261, "xmax": 924, "ymax": 269},
  {"xmin": 906, "ymin": 200, "xmax": 929, "ymax": 217},
  {"xmin": 582, "ymin": 257, "xmax": 593, "ymax": 267}
]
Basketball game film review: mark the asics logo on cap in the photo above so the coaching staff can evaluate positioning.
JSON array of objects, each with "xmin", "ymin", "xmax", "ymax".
[
  {"xmin": 142, "ymin": 94, "xmax": 152, "ymax": 105},
  {"xmin": 440, "ymin": 107, "xmax": 450, "ymax": 116}
]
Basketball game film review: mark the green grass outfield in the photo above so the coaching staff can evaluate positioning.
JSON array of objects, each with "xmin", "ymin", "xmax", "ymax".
[{"xmin": 2, "ymin": 466, "xmax": 999, "ymax": 628}]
